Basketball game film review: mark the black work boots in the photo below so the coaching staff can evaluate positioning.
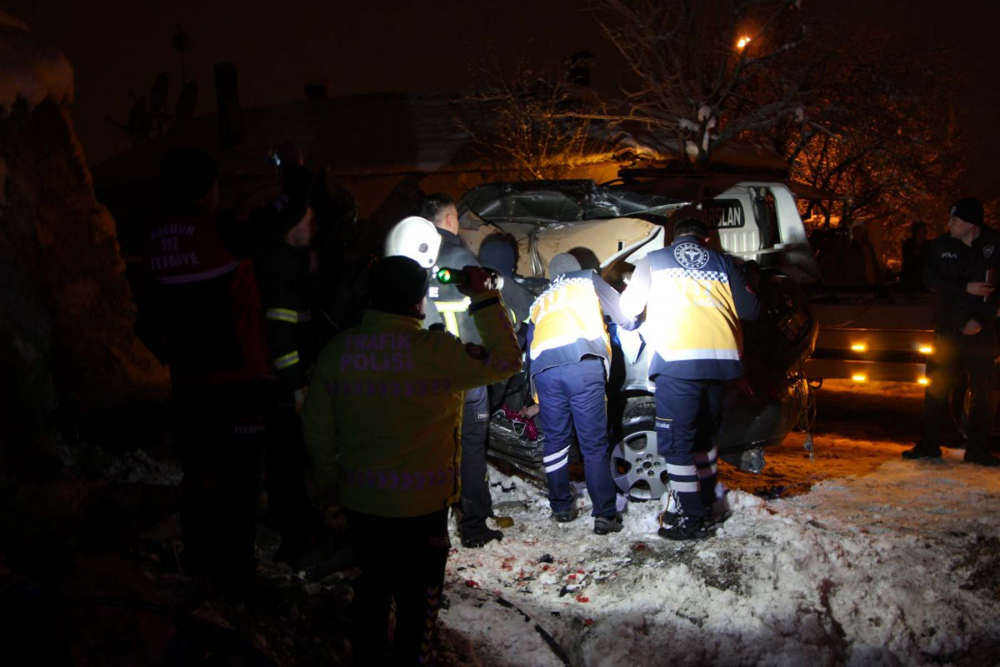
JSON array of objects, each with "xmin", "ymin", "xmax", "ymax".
[
  {"xmin": 460, "ymin": 527, "xmax": 503, "ymax": 549},
  {"xmin": 902, "ymin": 442, "xmax": 942, "ymax": 460},
  {"xmin": 658, "ymin": 517, "xmax": 712, "ymax": 541},
  {"xmin": 964, "ymin": 449, "xmax": 1000, "ymax": 467}
]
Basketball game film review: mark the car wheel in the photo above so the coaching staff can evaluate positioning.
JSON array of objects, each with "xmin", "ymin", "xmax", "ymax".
[{"xmin": 609, "ymin": 397, "xmax": 669, "ymax": 501}]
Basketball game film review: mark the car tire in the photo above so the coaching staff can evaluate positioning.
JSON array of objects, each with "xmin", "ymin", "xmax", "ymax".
[{"xmin": 609, "ymin": 396, "xmax": 670, "ymax": 501}]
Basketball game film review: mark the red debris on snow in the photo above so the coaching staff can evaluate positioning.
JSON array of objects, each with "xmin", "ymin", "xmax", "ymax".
[
  {"xmin": 576, "ymin": 595, "xmax": 590, "ymax": 603},
  {"xmin": 631, "ymin": 542, "xmax": 648, "ymax": 552},
  {"xmin": 465, "ymin": 580, "xmax": 480, "ymax": 588},
  {"xmin": 584, "ymin": 618, "xmax": 593, "ymax": 626}
]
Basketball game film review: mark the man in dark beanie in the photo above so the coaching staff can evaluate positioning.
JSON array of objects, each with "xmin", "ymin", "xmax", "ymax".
[
  {"xmin": 906, "ymin": 197, "xmax": 1000, "ymax": 466},
  {"xmin": 138, "ymin": 146, "xmax": 271, "ymax": 593},
  {"xmin": 302, "ymin": 256, "xmax": 521, "ymax": 664},
  {"xmin": 252, "ymin": 163, "xmax": 327, "ymax": 563}
]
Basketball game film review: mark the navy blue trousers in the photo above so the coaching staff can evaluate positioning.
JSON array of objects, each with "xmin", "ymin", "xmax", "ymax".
[
  {"xmin": 534, "ymin": 358, "xmax": 617, "ymax": 518},
  {"xmin": 654, "ymin": 375, "xmax": 725, "ymax": 520}
]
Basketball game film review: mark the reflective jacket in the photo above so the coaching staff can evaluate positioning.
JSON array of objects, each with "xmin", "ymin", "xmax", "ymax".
[
  {"xmin": 620, "ymin": 239, "xmax": 759, "ymax": 381},
  {"xmin": 139, "ymin": 208, "xmax": 270, "ymax": 386},
  {"xmin": 254, "ymin": 242, "xmax": 318, "ymax": 396},
  {"xmin": 425, "ymin": 229, "xmax": 482, "ymax": 343},
  {"xmin": 527, "ymin": 269, "xmax": 629, "ymax": 380},
  {"xmin": 301, "ymin": 291, "xmax": 521, "ymax": 518}
]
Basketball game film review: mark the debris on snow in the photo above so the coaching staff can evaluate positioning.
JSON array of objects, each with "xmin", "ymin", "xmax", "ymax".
[{"xmin": 441, "ymin": 435, "xmax": 1000, "ymax": 665}]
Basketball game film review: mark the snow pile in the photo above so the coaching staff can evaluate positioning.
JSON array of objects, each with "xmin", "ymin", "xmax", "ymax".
[
  {"xmin": 441, "ymin": 456, "xmax": 1000, "ymax": 666},
  {"xmin": 0, "ymin": 11, "xmax": 74, "ymax": 110}
]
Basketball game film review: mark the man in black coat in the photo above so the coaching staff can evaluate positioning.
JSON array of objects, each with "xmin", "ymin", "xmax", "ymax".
[
  {"xmin": 905, "ymin": 198, "xmax": 1000, "ymax": 466},
  {"xmin": 253, "ymin": 165, "xmax": 325, "ymax": 560},
  {"xmin": 420, "ymin": 193, "xmax": 504, "ymax": 547}
]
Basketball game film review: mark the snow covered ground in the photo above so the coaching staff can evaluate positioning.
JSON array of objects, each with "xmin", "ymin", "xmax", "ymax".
[{"xmin": 439, "ymin": 385, "xmax": 1000, "ymax": 666}]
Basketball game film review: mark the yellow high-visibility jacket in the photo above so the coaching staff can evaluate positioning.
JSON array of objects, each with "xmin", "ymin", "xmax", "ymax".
[{"xmin": 301, "ymin": 290, "xmax": 521, "ymax": 517}]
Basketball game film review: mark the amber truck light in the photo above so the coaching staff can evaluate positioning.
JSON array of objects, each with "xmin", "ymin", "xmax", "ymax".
[
  {"xmin": 919, "ymin": 345, "xmax": 934, "ymax": 355},
  {"xmin": 852, "ymin": 374, "xmax": 867, "ymax": 383},
  {"xmin": 918, "ymin": 377, "xmax": 930, "ymax": 386},
  {"xmin": 850, "ymin": 343, "xmax": 868, "ymax": 352}
]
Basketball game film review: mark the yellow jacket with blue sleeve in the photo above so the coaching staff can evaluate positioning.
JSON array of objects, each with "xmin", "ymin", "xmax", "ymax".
[
  {"xmin": 620, "ymin": 239, "xmax": 759, "ymax": 381},
  {"xmin": 527, "ymin": 269, "xmax": 632, "ymax": 381},
  {"xmin": 301, "ymin": 290, "xmax": 521, "ymax": 518}
]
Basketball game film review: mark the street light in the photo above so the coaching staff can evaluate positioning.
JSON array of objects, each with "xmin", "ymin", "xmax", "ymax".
[{"xmin": 736, "ymin": 36, "xmax": 752, "ymax": 49}]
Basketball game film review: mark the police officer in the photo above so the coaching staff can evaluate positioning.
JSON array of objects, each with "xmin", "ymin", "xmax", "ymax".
[
  {"xmin": 527, "ymin": 253, "xmax": 635, "ymax": 534},
  {"xmin": 905, "ymin": 198, "xmax": 1000, "ymax": 466},
  {"xmin": 252, "ymin": 165, "xmax": 326, "ymax": 562},
  {"xmin": 301, "ymin": 256, "xmax": 520, "ymax": 664},
  {"xmin": 419, "ymin": 193, "xmax": 504, "ymax": 547},
  {"xmin": 620, "ymin": 219, "xmax": 760, "ymax": 540},
  {"xmin": 138, "ymin": 147, "xmax": 270, "ymax": 591}
]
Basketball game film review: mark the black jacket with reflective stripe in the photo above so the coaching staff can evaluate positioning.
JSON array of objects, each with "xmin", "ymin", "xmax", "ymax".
[
  {"xmin": 254, "ymin": 241, "xmax": 317, "ymax": 394},
  {"xmin": 425, "ymin": 229, "xmax": 483, "ymax": 345}
]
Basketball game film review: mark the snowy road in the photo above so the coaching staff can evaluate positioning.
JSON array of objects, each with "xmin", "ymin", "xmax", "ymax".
[{"xmin": 439, "ymin": 383, "xmax": 1000, "ymax": 666}]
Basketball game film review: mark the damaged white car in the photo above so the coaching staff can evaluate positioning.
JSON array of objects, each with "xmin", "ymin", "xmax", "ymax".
[{"xmin": 455, "ymin": 177, "xmax": 819, "ymax": 500}]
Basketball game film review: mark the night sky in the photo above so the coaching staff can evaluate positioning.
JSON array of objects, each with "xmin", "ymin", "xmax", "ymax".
[{"xmin": 6, "ymin": 0, "xmax": 1000, "ymax": 195}]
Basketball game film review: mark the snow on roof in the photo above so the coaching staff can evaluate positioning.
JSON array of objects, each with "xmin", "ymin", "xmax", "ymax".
[{"xmin": 0, "ymin": 13, "xmax": 74, "ymax": 111}]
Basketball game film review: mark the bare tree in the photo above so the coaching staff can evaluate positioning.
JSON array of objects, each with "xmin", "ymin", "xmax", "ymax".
[
  {"xmin": 584, "ymin": 0, "xmax": 811, "ymax": 167},
  {"xmin": 761, "ymin": 26, "xmax": 964, "ymax": 259},
  {"xmin": 455, "ymin": 57, "xmax": 611, "ymax": 181}
]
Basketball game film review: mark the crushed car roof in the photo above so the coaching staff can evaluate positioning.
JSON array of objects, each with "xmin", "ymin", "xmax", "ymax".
[{"xmin": 459, "ymin": 180, "xmax": 685, "ymax": 224}]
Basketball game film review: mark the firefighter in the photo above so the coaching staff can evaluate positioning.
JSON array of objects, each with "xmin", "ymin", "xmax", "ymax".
[
  {"xmin": 418, "ymin": 193, "xmax": 505, "ymax": 548},
  {"xmin": 527, "ymin": 253, "xmax": 636, "ymax": 534},
  {"xmin": 905, "ymin": 197, "xmax": 1000, "ymax": 466},
  {"xmin": 620, "ymin": 219, "xmax": 760, "ymax": 540},
  {"xmin": 137, "ymin": 147, "xmax": 270, "ymax": 591},
  {"xmin": 301, "ymin": 256, "xmax": 521, "ymax": 664},
  {"xmin": 252, "ymin": 164, "xmax": 326, "ymax": 562}
]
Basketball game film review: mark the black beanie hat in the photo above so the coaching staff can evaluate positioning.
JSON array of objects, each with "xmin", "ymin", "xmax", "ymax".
[
  {"xmin": 369, "ymin": 256, "xmax": 430, "ymax": 316},
  {"xmin": 160, "ymin": 147, "xmax": 218, "ymax": 209},
  {"xmin": 951, "ymin": 197, "xmax": 984, "ymax": 226}
]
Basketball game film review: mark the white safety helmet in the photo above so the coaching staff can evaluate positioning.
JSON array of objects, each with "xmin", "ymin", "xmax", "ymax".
[{"xmin": 384, "ymin": 216, "xmax": 441, "ymax": 268}]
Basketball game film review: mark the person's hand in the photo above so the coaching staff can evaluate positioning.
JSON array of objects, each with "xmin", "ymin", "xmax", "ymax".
[
  {"xmin": 294, "ymin": 386, "xmax": 309, "ymax": 413},
  {"xmin": 962, "ymin": 319, "xmax": 983, "ymax": 336},
  {"xmin": 457, "ymin": 265, "xmax": 491, "ymax": 298},
  {"xmin": 966, "ymin": 282, "xmax": 995, "ymax": 297},
  {"xmin": 519, "ymin": 404, "xmax": 540, "ymax": 419}
]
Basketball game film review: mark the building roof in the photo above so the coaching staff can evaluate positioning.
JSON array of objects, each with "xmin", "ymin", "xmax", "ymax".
[{"xmin": 92, "ymin": 90, "xmax": 790, "ymax": 191}]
